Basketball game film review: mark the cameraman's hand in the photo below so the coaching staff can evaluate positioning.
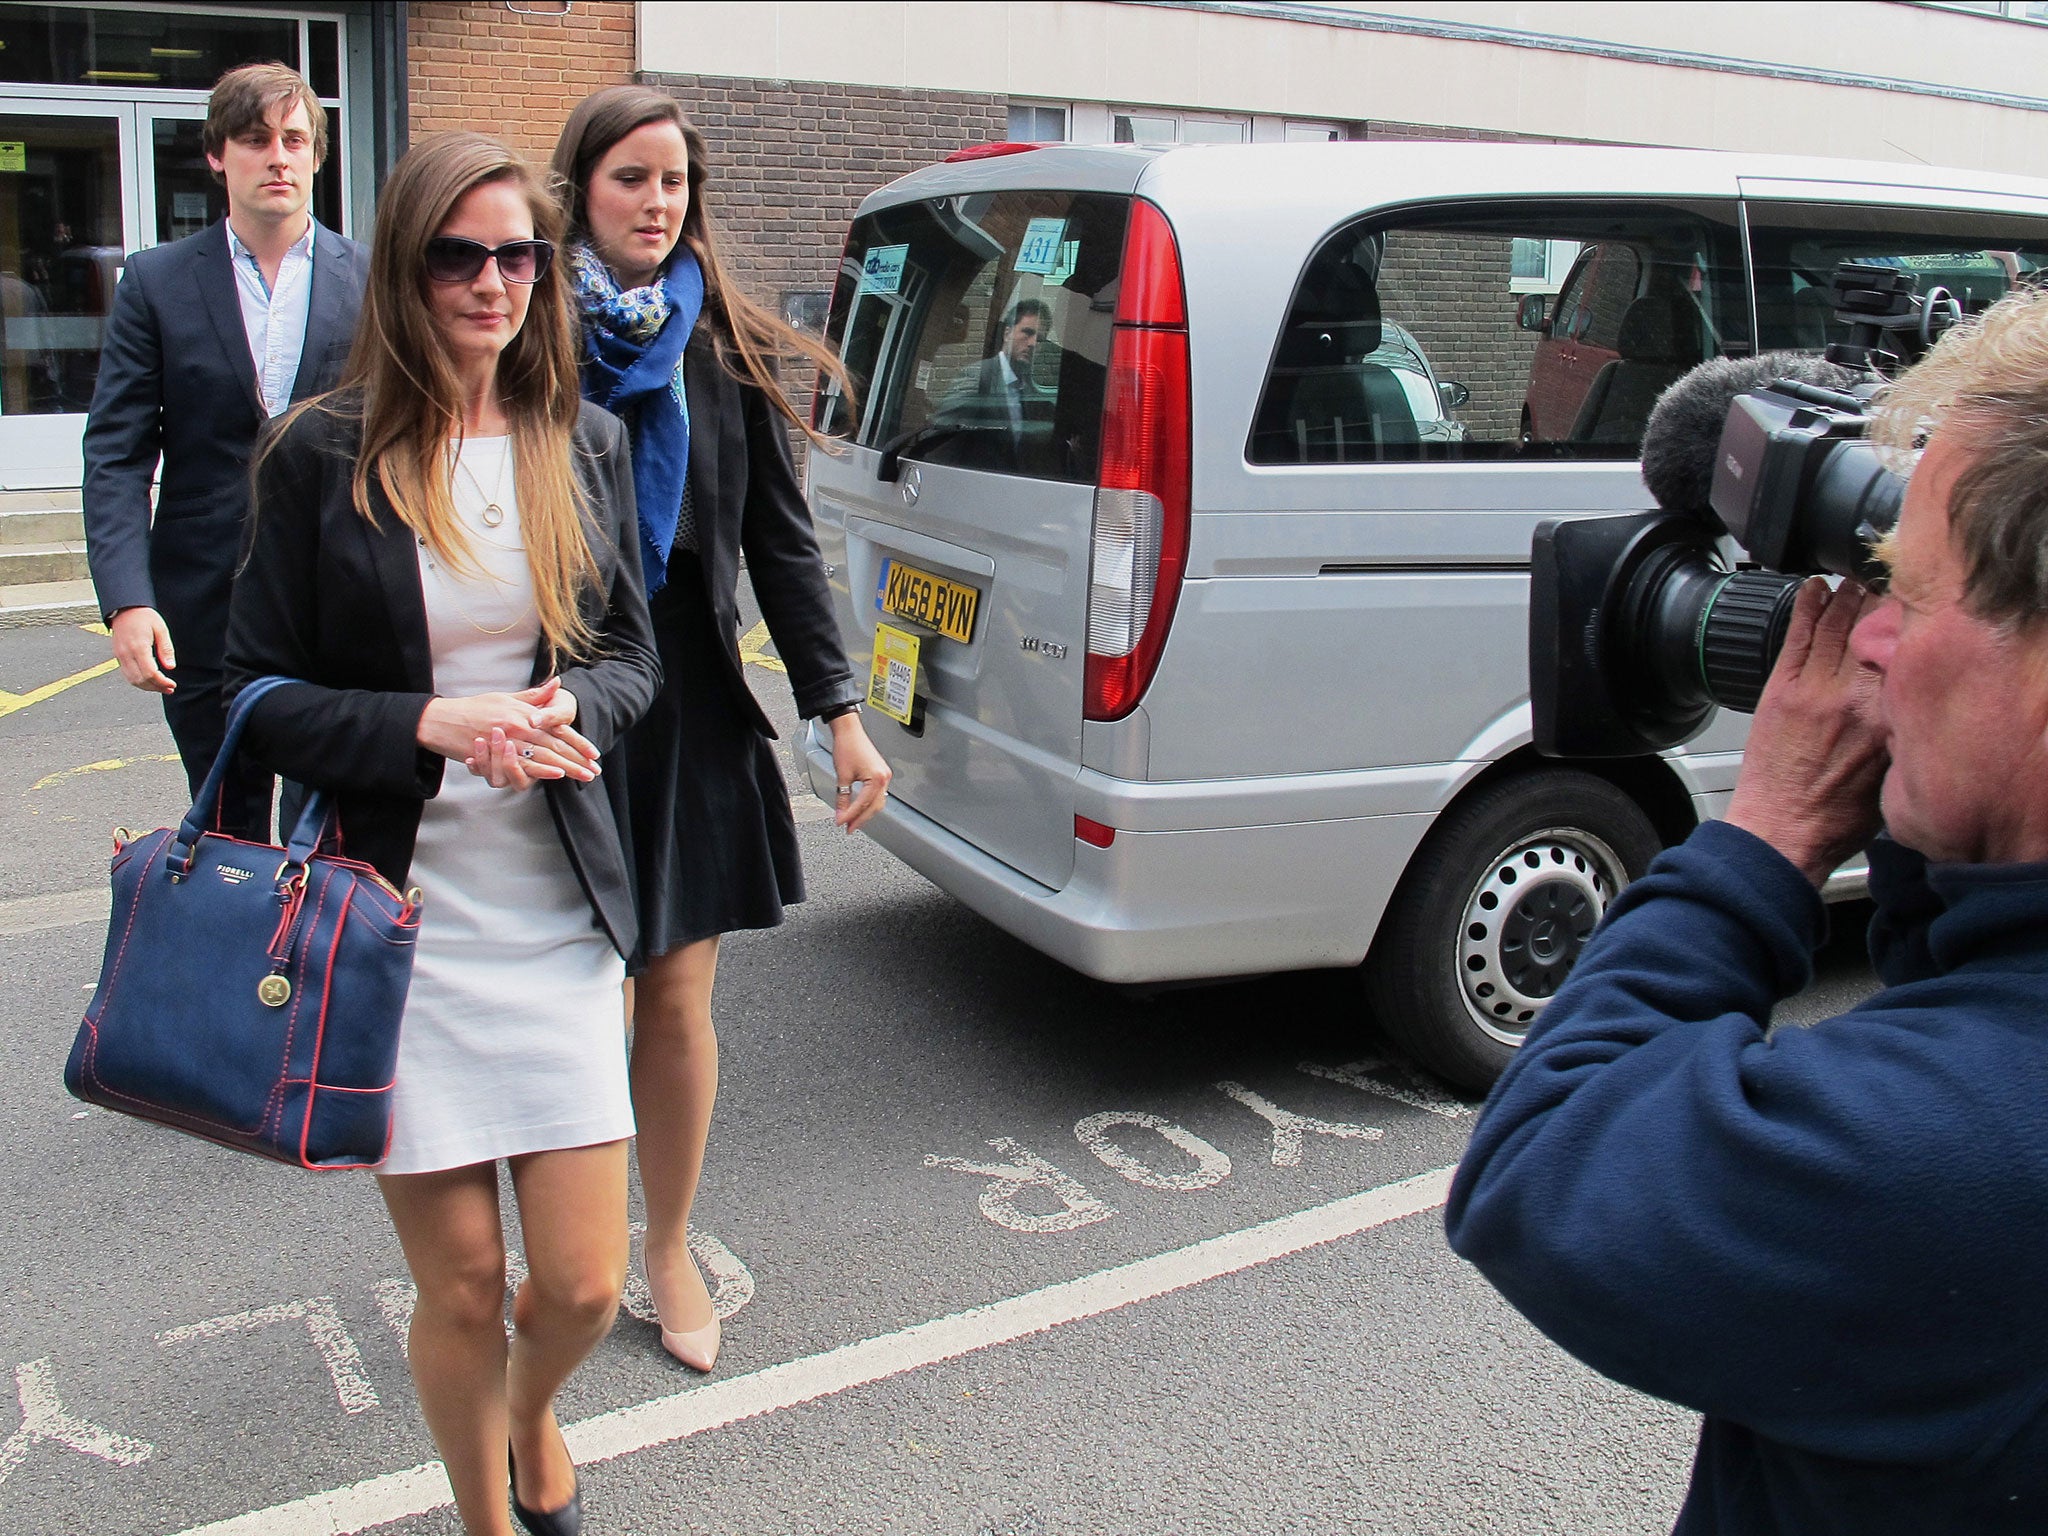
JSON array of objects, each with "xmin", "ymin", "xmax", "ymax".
[{"xmin": 1725, "ymin": 578, "xmax": 1888, "ymax": 887}]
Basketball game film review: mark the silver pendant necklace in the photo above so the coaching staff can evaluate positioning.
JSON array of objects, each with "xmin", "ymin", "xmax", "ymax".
[{"xmin": 455, "ymin": 437, "xmax": 511, "ymax": 528}]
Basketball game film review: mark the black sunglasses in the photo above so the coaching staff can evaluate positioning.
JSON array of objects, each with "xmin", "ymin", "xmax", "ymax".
[{"xmin": 423, "ymin": 236, "xmax": 554, "ymax": 285}]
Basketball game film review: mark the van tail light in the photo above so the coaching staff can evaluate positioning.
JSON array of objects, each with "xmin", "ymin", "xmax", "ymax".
[
  {"xmin": 1085, "ymin": 200, "xmax": 1190, "ymax": 723},
  {"xmin": 1075, "ymin": 814, "xmax": 1116, "ymax": 848}
]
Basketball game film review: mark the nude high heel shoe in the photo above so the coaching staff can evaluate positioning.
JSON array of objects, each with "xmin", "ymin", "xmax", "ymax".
[
  {"xmin": 648, "ymin": 1247, "xmax": 721, "ymax": 1372},
  {"xmin": 659, "ymin": 1314, "xmax": 720, "ymax": 1373}
]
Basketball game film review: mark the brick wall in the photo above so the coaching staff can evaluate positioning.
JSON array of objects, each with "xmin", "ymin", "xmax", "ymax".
[
  {"xmin": 638, "ymin": 72, "xmax": 1008, "ymax": 331},
  {"xmin": 1362, "ymin": 120, "xmax": 1576, "ymax": 145},
  {"xmin": 1378, "ymin": 227, "xmax": 1541, "ymax": 442},
  {"xmin": 406, "ymin": 1, "xmax": 635, "ymax": 164}
]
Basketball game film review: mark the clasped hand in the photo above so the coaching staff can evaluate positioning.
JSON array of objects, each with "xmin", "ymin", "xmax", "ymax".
[{"xmin": 415, "ymin": 677, "xmax": 598, "ymax": 792}]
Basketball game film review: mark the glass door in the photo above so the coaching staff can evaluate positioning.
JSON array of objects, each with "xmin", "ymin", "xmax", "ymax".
[
  {"xmin": 0, "ymin": 100, "xmax": 139, "ymax": 487},
  {"xmin": 140, "ymin": 104, "xmax": 223, "ymax": 248}
]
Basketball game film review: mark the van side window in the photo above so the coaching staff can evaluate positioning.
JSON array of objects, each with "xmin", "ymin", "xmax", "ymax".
[
  {"xmin": 1748, "ymin": 201, "xmax": 2048, "ymax": 353},
  {"xmin": 1248, "ymin": 201, "xmax": 1748, "ymax": 464},
  {"xmin": 818, "ymin": 190, "xmax": 1130, "ymax": 485}
]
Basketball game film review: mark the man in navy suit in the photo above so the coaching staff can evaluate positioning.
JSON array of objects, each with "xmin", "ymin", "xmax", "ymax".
[{"xmin": 83, "ymin": 62, "xmax": 367, "ymax": 836}]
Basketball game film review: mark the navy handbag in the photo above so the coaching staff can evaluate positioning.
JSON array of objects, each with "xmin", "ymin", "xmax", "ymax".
[{"xmin": 65, "ymin": 676, "xmax": 420, "ymax": 1169}]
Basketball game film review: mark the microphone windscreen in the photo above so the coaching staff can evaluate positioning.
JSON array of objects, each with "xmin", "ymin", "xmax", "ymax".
[{"xmin": 1640, "ymin": 352, "xmax": 1858, "ymax": 513}]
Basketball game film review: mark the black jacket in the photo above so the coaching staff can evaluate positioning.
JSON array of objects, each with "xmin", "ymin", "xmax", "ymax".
[
  {"xmin": 83, "ymin": 219, "xmax": 368, "ymax": 646},
  {"xmin": 669, "ymin": 334, "xmax": 860, "ymax": 732},
  {"xmin": 224, "ymin": 397, "xmax": 661, "ymax": 958}
]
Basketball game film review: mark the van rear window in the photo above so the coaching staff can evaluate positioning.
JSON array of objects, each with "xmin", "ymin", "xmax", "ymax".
[{"xmin": 819, "ymin": 191, "xmax": 1130, "ymax": 484}]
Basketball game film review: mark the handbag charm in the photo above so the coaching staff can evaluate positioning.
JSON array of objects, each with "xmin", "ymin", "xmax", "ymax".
[{"xmin": 64, "ymin": 676, "xmax": 422, "ymax": 1169}]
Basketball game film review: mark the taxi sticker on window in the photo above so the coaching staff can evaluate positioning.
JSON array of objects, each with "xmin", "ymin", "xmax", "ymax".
[
  {"xmin": 859, "ymin": 243, "xmax": 909, "ymax": 294},
  {"xmin": 867, "ymin": 622, "xmax": 920, "ymax": 726}
]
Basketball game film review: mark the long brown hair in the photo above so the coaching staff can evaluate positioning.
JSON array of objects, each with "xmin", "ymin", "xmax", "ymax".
[
  {"xmin": 342, "ymin": 131, "xmax": 599, "ymax": 658},
  {"xmin": 550, "ymin": 85, "xmax": 851, "ymax": 444}
]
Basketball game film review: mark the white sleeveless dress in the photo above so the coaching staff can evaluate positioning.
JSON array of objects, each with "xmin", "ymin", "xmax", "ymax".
[{"xmin": 379, "ymin": 436, "xmax": 634, "ymax": 1175}]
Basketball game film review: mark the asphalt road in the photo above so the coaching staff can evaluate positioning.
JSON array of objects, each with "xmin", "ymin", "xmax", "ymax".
[{"xmin": 0, "ymin": 608, "xmax": 1881, "ymax": 1536}]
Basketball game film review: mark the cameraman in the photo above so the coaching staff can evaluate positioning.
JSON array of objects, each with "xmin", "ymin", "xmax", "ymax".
[{"xmin": 1446, "ymin": 288, "xmax": 2048, "ymax": 1533}]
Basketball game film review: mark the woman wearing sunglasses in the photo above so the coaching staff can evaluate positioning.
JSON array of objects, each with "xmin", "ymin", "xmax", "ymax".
[
  {"xmin": 227, "ymin": 132, "xmax": 659, "ymax": 1536},
  {"xmin": 548, "ymin": 87, "xmax": 890, "ymax": 1375}
]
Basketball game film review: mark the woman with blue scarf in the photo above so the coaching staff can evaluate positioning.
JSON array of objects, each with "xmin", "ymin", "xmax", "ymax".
[{"xmin": 551, "ymin": 87, "xmax": 891, "ymax": 1378}]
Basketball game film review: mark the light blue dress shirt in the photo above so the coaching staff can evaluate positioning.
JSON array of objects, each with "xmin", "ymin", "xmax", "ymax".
[{"xmin": 225, "ymin": 218, "xmax": 316, "ymax": 418}]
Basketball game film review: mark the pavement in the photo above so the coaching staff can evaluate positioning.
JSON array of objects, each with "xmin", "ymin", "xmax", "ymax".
[{"xmin": 0, "ymin": 609, "xmax": 1883, "ymax": 1536}]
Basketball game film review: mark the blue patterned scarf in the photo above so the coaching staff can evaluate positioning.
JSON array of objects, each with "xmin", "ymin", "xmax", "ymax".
[{"xmin": 570, "ymin": 244, "xmax": 705, "ymax": 594}]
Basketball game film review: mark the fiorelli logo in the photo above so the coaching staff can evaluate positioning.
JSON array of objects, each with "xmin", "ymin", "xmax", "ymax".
[{"xmin": 218, "ymin": 865, "xmax": 257, "ymax": 885}]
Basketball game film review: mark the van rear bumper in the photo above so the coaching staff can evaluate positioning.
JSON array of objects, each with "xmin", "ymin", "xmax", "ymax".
[{"xmin": 802, "ymin": 726, "xmax": 1433, "ymax": 984}]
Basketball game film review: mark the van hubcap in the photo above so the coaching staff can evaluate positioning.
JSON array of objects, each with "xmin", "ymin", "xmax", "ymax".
[{"xmin": 1457, "ymin": 828, "xmax": 1625, "ymax": 1046}]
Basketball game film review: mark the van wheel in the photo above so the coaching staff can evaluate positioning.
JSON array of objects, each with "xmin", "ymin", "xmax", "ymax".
[{"xmin": 1364, "ymin": 770, "xmax": 1660, "ymax": 1094}]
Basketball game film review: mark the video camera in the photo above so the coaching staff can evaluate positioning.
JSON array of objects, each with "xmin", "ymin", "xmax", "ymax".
[{"xmin": 1530, "ymin": 263, "xmax": 1964, "ymax": 757}]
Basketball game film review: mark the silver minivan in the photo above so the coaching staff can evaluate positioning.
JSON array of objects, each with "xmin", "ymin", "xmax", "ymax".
[{"xmin": 799, "ymin": 142, "xmax": 2048, "ymax": 1089}]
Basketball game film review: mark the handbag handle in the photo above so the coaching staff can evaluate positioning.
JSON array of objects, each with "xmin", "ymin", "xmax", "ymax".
[{"xmin": 169, "ymin": 676, "xmax": 333, "ymax": 871}]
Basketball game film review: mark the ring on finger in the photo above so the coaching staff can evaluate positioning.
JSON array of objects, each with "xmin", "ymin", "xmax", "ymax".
[{"xmin": 520, "ymin": 746, "xmax": 536, "ymax": 760}]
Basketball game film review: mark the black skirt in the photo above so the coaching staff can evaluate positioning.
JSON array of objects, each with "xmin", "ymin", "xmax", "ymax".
[{"xmin": 622, "ymin": 549, "xmax": 804, "ymax": 968}]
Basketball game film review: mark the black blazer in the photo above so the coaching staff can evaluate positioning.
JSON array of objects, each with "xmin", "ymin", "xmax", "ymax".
[
  {"xmin": 672, "ymin": 333, "xmax": 861, "ymax": 734},
  {"xmin": 83, "ymin": 219, "xmax": 368, "ymax": 645},
  {"xmin": 224, "ymin": 398, "xmax": 662, "ymax": 959}
]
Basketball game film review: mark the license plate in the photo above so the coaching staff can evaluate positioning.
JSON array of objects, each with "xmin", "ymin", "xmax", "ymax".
[
  {"xmin": 878, "ymin": 558, "xmax": 979, "ymax": 644},
  {"xmin": 867, "ymin": 622, "xmax": 920, "ymax": 726}
]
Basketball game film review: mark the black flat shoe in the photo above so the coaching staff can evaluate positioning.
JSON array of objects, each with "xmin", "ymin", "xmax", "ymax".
[{"xmin": 508, "ymin": 1442, "xmax": 584, "ymax": 1536}]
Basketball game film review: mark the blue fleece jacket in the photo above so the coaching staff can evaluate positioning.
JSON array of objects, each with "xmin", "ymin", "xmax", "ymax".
[{"xmin": 1446, "ymin": 818, "xmax": 2048, "ymax": 1534}]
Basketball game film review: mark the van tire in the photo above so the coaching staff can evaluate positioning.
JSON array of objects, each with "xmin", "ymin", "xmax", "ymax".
[{"xmin": 1364, "ymin": 770, "xmax": 1661, "ymax": 1094}]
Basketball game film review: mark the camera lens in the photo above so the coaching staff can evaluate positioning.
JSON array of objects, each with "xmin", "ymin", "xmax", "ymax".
[{"xmin": 1698, "ymin": 571, "xmax": 1805, "ymax": 714}]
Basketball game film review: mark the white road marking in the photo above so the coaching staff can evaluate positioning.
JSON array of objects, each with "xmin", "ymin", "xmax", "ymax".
[
  {"xmin": 622, "ymin": 1225, "xmax": 756, "ymax": 1326},
  {"xmin": 1074, "ymin": 1111, "xmax": 1232, "ymax": 1191},
  {"xmin": 0, "ymin": 885, "xmax": 108, "ymax": 937},
  {"xmin": 1215, "ymin": 1081, "xmax": 1385, "ymax": 1167},
  {"xmin": 167, "ymin": 1167, "xmax": 1454, "ymax": 1536},
  {"xmin": 1299, "ymin": 1058, "xmax": 1474, "ymax": 1119},
  {"xmin": 371, "ymin": 1280, "xmax": 415, "ymax": 1362},
  {"xmin": 924, "ymin": 1136, "xmax": 1116, "ymax": 1233},
  {"xmin": 0, "ymin": 1358, "xmax": 154, "ymax": 1487},
  {"xmin": 157, "ymin": 1299, "xmax": 379, "ymax": 1415}
]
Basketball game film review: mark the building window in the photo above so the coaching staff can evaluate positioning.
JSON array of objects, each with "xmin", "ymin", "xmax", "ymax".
[
  {"xmin": 1509, "ymin": 237, "xmax": 1584, "ymax": 294},
  {"xmin": 1285, "ymin": 122, "xmax": 1341, "ymax": 142},
  {"xmin": 1008, "ymin": 103, "xmax": 1067, "ymax": 142},
  {"xmin": 1921, "ymin": 1, "xmax": 2048, "ymax": 19},
  {"xmin": 1112, "ymin": 109, "xmax": 1250, "ymax": 144}
]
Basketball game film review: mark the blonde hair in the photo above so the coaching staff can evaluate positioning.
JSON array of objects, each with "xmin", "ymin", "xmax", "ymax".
[
  {"xmin": 342, "ymin": 132, "xmax": 599, "ymax": 658},
  {"xmin": 1874, "ymin": 284, "xmax": 2048, "ymax": 628},
  {"xmin": 549, "ymin": 84, "xmax": 853, "ymax": 445}
]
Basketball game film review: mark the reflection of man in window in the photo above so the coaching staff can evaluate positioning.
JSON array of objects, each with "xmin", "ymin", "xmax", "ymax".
[{"xmin": 940, "ymin": 298, "xmax": 1051, "ymax": 439}]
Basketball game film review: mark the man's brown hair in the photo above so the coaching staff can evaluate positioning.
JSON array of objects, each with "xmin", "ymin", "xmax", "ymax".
[{"xmin": 202, "ymin": 62, "xmax": 327, "ymax": 173}]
